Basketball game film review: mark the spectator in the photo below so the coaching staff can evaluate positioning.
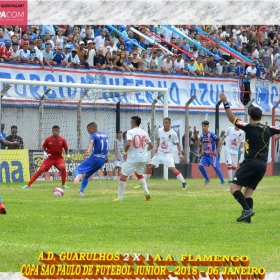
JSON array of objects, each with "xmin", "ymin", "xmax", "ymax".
[
  {"xmin": 161, "ymin": 54, "xmax": 173, "ymax": 74},
  {"xmin": 94, "ymin": 29, "xmax": 106, "ymax": 50},
  {"xmin": 213, "ymin": 43, "xmax": 222, "ymax": 63},
  {"xmin": 202, "ymin": 58, "xmax": 211, "ymax": 76},
  {"xmin": 0, "ymin": 123, "xmax": 6, "ymax": 149},
  {"xmin": 207, "ymin": 54, "xmax": 216, "ymax": 74},
  {"xmin": 29, "ymin": 41, "xmax": 44, "ymax": 68},
  {"xmin": 113, "ymin": 50, "xmax": 131, "ymax": 73},
  {"xmin": 52, "ymin": 44, "xmax": 67, "ymax": 66},
  {"xmin": 107, "ymin": 38, "xmax": 118, "ymax": 54},
  {"xmin": 13, "ymin": 25, "xmax": 22, "ymax": 40},
  {"xmin": 161, "ymin": 26, "xmax": 173, "ymax": 42},
  {"xmin": 140, "ymin": 50, "xmax": 150, "ymax": 72},
  {"xmin": 270, "ymin": 65, "xmax": 279, "ymax": 82},
  {"xmin": 104, "ymin": 52, "xmax": 113, "ymax": 70},
  {"xmin": 187, "ymin": 58, "xmax": 197, "ymax": 76},
  {"xmin": 214, "ymin": 58, "xmax": 225, "ymax": 76},
  {"xmin": 82, "ymin": 27, "xmax": 95, "ymax": 46},
  {"xmin": 53, "ymin": 28, "xmax": 68, "ymax": 49},
  {"xmin": 226, "ymin": 59, "xmax": 237, "ymax": 76},
  {"xmin": 179, "ymin": 37, "xmax": 190, "ymax": 60},
  {"xmin": 34, "ymin": 38, "xmax": 44, "ymax": 62},
  {"xmin": 94, "ymin": 47, "xmax": 106, "ymax": 69},
  {"xmin": 10, "ymin": 42, "xmax": 20, "ymax": 61},
  {"xmin": 274, "ymin": 47, "xmax": 280, "ymax": 70},
  {"xmin": 174, "ymin": 54, "xmax": 184, "ymax": 72},
  {"xmin": 41, "ymin": 25, "xmax": 56, "ymax": 36},
  {"xmin": 149, "ymin": 51, "xmax": 158, "ymax": 70},
  {"xmin": 268, "ymin": 26, "xmax": 277, "ymax": 46},
  {"xmin": 0, "ymin": 41, "xmax": 12, "ymax": 62},
  {"xmin": 259, "ymin": 43, "xmax": 270, "ymax": 68},
  {"xmin": 189, "ymin": 127, "xmax": 200, "ymax": 163},
  {"xmin": 124, "ymin": 31, "xmax": 138, "ymax": 52},
  {"xmin": 5, "ymin": 125, "xmax": 24, "ymax": 149},
  {"xmin": 130, "ymin": 51, "xmax": 144, "ymax": 71},
  {"xmin": 45, "ymin": 32, "xmax": 55, "ymax": 50},
  {"xmin": 251, "ymin": 45, "xmax": 259, "ymax": 59},
  {"xmin": 100, "ymin": 38, "xmax": 110, "ymax": 56},
  {"xmin": 71, "ymin": 41, "xmax": 87, "ymax": 65},
  {"xmin": 43, "ymin": 42, "xmax": 54, "ymax": 70},
  {"xmin": 85, "ymin": 41, "xmax": 95, "ymax": 67},
  {"xmin": 244, "ymin": 61, "xmax": 257, "ymax": 105},
  {"xmin": 194, "ymin": 56, "xmax": 204, "ymax": 75},
  {"xmin": 19, "ymin": 42, "xmax": 30, "ymax": 62},
  {"xmin": 19, "ymin": 33, "xmax": 30, "ymax": 49},
  {"xmin": 66, "ymin": 48, "xmax": 80, "ymax": 68}
]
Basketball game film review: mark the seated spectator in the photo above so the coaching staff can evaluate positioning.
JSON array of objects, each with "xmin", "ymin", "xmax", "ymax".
[
  {"xmin": 19, "ymin": 42, "xmax": 30, "ymax": 62},
  {"xmin": 0, "ymin": 41, "xmax": 12, "ymax": 62},
  {"xmin": 5, "ymin": 125, "xmax": 24, "ymax": 149},
  {"xmin": 94, "ymin": 48, "xmax": 106, "ymax": 69},
  {"xmin": 113, "ymin": 50, "xmax": 132, "ymax": 73},
  {"xmin": 187, "ymin": 58, "xmax": 197, "ymax": 76},
  {"xmin": 52, "ymin": 44, "xmax": 67, "ymax": 66},
  {"xmin": 66, "ymin": 48, "xmax": 80, "ymax": 68},
  {"xmin": 161, "ymin": 54, "xmax": 173, "ymax": 74}
]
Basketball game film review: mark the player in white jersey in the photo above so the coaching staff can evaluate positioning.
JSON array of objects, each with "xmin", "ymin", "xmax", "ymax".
[
  {"xmin": 113, "ymin": 116, "xmax": 153, "ymax": 201},
  {"xmin": 145, "ymin": 118, "xmax": 188, "ymax": 190},
  {"xmin": 223, "ymin": 126, "xmax": 245, "ymax": 183},
  {"xmin": 113, "ymin": 131, "xmax": 125, "ymax": 177}
]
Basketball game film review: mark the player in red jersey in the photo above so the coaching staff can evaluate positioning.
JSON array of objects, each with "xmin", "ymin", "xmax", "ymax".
[{"xmin": 22, "ymin": 125, "xmax": 71, "ymax": 189}]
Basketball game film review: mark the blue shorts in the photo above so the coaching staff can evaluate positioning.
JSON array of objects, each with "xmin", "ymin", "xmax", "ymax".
[
  {"xmin": 200, "ymin": 154, "xmax": 220, "ymax": 168},
  {"xmin": 75, "ymin": 156, "xmax": 105, "ymax": 178}
]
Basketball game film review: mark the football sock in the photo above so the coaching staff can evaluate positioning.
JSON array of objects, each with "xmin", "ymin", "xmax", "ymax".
[
  {"xmin": 174, "ymin": 171, "xmax": 185, "ymax": 183},
  {"xmin": 246, "ymin": 197, "xmax": 253, "ymax": 209},
  {"xmin": 233, "ymin": 190, "xmax": 250, "ymax": 210},
  {"xmin": 118, "ymin": 178, "xmax": 126, "ymax": 199},
  {"xmin": 137, "ymin": 174, "xmax": 149, "ymax": 193},
  {"xmin": 27, "ymin": 169, "xmax": 44, "ymax": 186},
  {"xmin": 227, "ymin": 166, "xmax": 233, "ymax": 181},
  {"xmin": 60, "ymin": 165, "xmax": 67, "ymax": 185},
  {"xmin": 198, "ymin": 165, "xmax": 209, "ymax": 180},
  {"xmin": 214, "ymin": 167, "xmax": 225, "ymax": 183},
  {"xmin": 80, "ymin": 177, "xmax": 89, "ymax": 193},
  {"xmin": 145, "ymin": 172, "xmax": 152, "ymax": 182}
]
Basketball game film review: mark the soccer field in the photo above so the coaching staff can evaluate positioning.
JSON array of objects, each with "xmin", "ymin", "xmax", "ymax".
[{"xmin": 1, "ymin": 177, "xmax": 280, "ymax": 273}]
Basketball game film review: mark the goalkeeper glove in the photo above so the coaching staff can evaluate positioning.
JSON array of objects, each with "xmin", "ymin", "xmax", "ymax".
[{"xmin": 43, "ymin": 151, "xmax": 51, "ymax": 159}]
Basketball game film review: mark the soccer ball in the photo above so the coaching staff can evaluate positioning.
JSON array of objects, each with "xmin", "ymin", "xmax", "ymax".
[{"xmin": 53, "ymin": 188, "xmax": 64, "ymax": 197}]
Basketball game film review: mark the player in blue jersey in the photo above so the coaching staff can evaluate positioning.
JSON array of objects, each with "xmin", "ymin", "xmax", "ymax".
[
  {"xmin": 0, "ymin": 131, "xmax": 20, "ymax": 214},
  {"xmin": 198, "ymin": 120, "xmax": 226, "ymax": 186},
  {"xmin": 73, "ymin": 122, "xmax": 109, "ymax": 196}
]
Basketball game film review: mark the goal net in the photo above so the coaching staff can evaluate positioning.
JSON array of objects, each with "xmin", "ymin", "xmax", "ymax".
[{"xmin": 0, "ymin": 76, "xmax": 168, "ymax": 184}]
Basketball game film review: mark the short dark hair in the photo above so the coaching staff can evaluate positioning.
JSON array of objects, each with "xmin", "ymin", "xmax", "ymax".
[
  {"xmin": 87, "ymin": 122, "xmax": 97, "ymax": 128},
  {"xmin": 11, "ymin": 125, "xmax": 17, "ymax": 129},
  {"xmin": 52, "ymin": 125, "xmax": 60, "ymax": 129},
  {"xmin": 202, "ymin": 120, "xmax": 209, "ymax": 126},
  {"xmin": 163, "ymin": 117, "xmax": 171, "ymax": 123},
  {"xmin": 131, "ymin": 116, "xmax": 141, "ymax": 126},
  {"xmin": 249, "ymin": 107, "xmax": 262, "ymax": 121}
]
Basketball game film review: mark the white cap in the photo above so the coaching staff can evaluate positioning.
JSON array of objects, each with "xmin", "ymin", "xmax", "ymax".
[{"xmin": 79, "ymin": 41, "xmax": 85, "ymax": 45}]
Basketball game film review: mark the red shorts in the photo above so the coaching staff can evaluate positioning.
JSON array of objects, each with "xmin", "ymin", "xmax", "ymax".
[{"xmin": 39, "ymin": 158, "xmax": 65, "ymax": 172}]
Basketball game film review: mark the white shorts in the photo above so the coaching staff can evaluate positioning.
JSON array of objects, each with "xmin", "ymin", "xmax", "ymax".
[
  {"xmin": 114, "ymin": 160, "xmax": 124, "ymax": 168},
  {"xmin": 224, "ymin": 150, "xmax": 238, "ymax": 167},
  {"xmin": 121, "ymin": 158, "xmax": 146, "ymax": 177},
  {"xmin": 150, "ymin": 153, "xmax": 175, "ymax": 168}
]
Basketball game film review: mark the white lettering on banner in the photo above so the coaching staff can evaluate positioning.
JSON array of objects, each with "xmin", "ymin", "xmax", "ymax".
[
  {"xmin": 0, "ymin": 63, "xmax": 244, "ymax": 110},
  {"xmin": 251, "ymin": 79, "xmax": 280, "ymax": 115}
]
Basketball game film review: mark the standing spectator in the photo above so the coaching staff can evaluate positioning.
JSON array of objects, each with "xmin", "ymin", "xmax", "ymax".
[
  {"xmin": 140, "ymin": 50, "xmax": 150, "ymax": 72},
  {"xmin": 145, "ymin": 117, "xmax": 188, "ymax": 190},
  {"xmin": 45, "ymin": 32, "xmax": 55, "ymax": 50},
  {"xmin": 71, "ymin": 41, "xmax": 87, "ymax": 65},
  {"xmin": 41, "ymin": 25, "xmax": 56, "ymax": 36},
  {"xmin": 82, "ymin": 27, "xmax": 95, "ymax": 46},
  {"xmin": 251, "ymin": 45, "xmax": 259, "ymax": 60},
  {"xmin": 207, "ymin": 54, "xmax": 216, "ymax": 74},
  {"xmin": 198, "ymin": 120, "xmax": 226, "ymax": 186},
  {"xmin": 161, "ymin": 54, "xmax": 173, "ymax": 74},
  {"xmin": 107, "ymin": 38, "xmax": 118, "ymax": 54},
  {"xmin": 179, "ymin": 37, "xmax": 190, "ymax": 60},
  {"xmin": 19, "ymin": 33, "xmax": 30, "ymax": 49},
  {"xmin": 0, "ymin": 123, "xmax": 6, "ymax": 149},
  {"xmin": 188, "ymin": 58, "xmax": 197, "ymax": 76},
  {"xmin": 161, "ymin": 26, "xmax": 173, "ymax": 43},
  {"xmin": 19, "ymin": 42, "xmax": 30, "ymax": 62},
  {"xmin": 149, "ymin": 51, "xmax": 158, "ymax": 70},
  {"xmin": 52, "ymin": 44, "xmax": 67, "ymax": 66},
  {"xmin": 53, "ymin": 29, "xmax": 68, "ymax": 49},
  {"xmin": 155, "ymin": 48, "xmax": 166, "ymax": 70},
  {"xmin": 130, "ymin": 51, "xmax": 144, "ymax": 71},
  {"xmin": 268, "ymin": 26, "xmax": 277, "ymax": 46},
  {"xmin": 244, "ymin": 61, "xmax": 257, "ymax": 105},
  {"xmin": 213, "ymin": 43, "xmax": 222, "ymax": 63},
  {"xmin": 124, "ymin": 31, "xmax": 138, "ymax": 52},
  {"xmin": 113, "ymin": 50, "xmax": 131, "ymax": 73},
  {"xmin": 259, "ymin": 43, "xmax": 270, "ymax": 68},
  {"xmin": 104, "ymin": 52, "xmax": 113, "ymax": 70},
  {"xmin": 5, "ymin": 125, "xmax": 24, "ymax": 149},
  {"xmin": 174, "ymin": 54, "xmax": 184, "ymax": 72},
  {"xmin": 22, "ymin": 125, "xmax": 71, "ymax": 190},
  {"xmin": 189, "ymin": 126, "xmax": 200, "ymax": 163},
  {"xmin": 29, "ymin": 41, "xmax": 44, "ymax": 68},
  {"xmin": 0, "ymin": 41, "xmax": 12, "ymax": 62},
  {"xmin": 10, "ymin": 42, "xmax": 20, "ymax": 61},
  {"xmin": 85, "ymin": 41, "xmax": 96, "ymax": 67},
  {"xmin": 42, "ymin": 43, "xmax": 54, "ymax": 70},
  {"xmin": 214, "ymin": 58, "xmax": 226, "ymax": 76},
  {"xmin": 66, "ymin": 49, "xmax": 80, "ymax": 68},
  {"xmin": 195, "ymin": 56, "xmax": 204, "ymax": 75},
  {"xmin": 94, "ymin": 29, "xmax": 106, "ymax": 50},
  {"xmin": 94, "ymin": 48, "xmax": 106, "ymax": 69}
]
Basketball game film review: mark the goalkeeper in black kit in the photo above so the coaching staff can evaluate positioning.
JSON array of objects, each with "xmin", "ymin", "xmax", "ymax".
[{"xmin": 219, "ymin": 92, "xmax": 280, "ymax": 223}]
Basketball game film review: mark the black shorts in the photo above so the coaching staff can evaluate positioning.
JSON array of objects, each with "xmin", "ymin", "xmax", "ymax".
[{"xmin": 232, "ymin": 158, "xmax": 267, "ymax": 190}]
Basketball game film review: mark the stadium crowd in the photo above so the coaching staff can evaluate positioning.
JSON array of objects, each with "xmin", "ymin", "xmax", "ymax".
[{"xmin": 0, "ymin": 24, "xmax": 280, "ymax": 105}]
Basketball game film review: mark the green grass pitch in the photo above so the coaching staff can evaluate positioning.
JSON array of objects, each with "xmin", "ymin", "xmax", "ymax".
[{"xmin": 1, "ymin": 177, "xmax": 280, "ymax": 272}]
